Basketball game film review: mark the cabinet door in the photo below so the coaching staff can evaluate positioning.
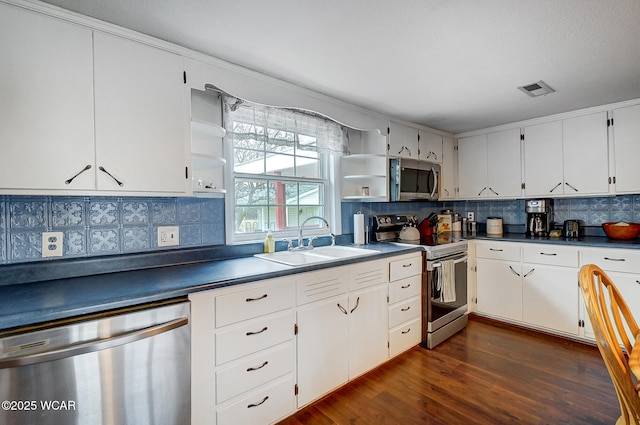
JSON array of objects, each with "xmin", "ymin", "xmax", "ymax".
[
  {"xmin": 522, "ymin": 264, "xmax": 579, "ymax": 335},
  {"xmin": 418, "ymin": 131, "xmax": 443, "ymax": 163},
  {"xmin": 476, "ymin": 259, "xmax": 522, "ymax": 321},
  {"xmin": 296, "ymin": 295, "xmax": 349, "ymax": 407},
  {"xmin": 348, "ymin": 284, "xmax": 388, "ymax": 379},
  {"xmin": 0, "ymin": 4, "xmax": 95, "ymax": 191},
  {"xmin": 388, "ymin": 122, "xmax": 419, "ymax": 159},
  {"xmin": 440, "ymin": 136, "xmax": 457, "ymax": 199},
  {"xmin": 562, "ymin": 112, "xmax": 609, "ymax": 195},
  {"xmin": 94, "ymin": 32, "xmax": 187, "ymax": 193},
  {"xmin": 457, "ymin": 134, "xmax": 488, "ymax": 198},
  {"xmin": 487, "ymin": 128, "xmax": 522, "ymax": 198},
  {"xmin": 612, "ymin": 104, "xmax": 640, "ymax": 194},
  {"xmin": 523, "ymin": 121, "xmax": 563, "ymax": 196}
]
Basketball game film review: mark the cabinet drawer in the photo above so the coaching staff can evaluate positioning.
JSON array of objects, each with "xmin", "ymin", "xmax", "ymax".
[
  {"xmin": 582, "ymin": 248, "xmax": 640, "ymax": 274},
  {"xmin": 216, "ymin": 280, "xmax": 294, "ymax": 328},
  {"xmin": 216, "ymin": 311, "xmax": 294, "ymax": 365},
  {"xmin": 389, "ymin": 275, "xmax": 421, "ymax": 304},
  {"xmin": 476, "ymin": 241, "xmax": 521, "ymax": 261},
  {"xmin": 389, "ymin": 296, "xmax": 421, "ymax": 328},
  {"xmin": 216, "ymin": 342, "xmax": 295, "ymax": 404},
  {"xmin": 216, "ymin": 375, "xmax": 295, "ymax": 425},
  {"xmin": 389, "ymin": 254, "xmax": 422, "ymax": 282},
  {"xmin": 523, "ymin": 244, "xmax": 578, "ymax": 267},
  {"xmin": 389, "ymin": 318, "xmax": 421, "ymax": 358},
  {"xmin": 350, "ymin": 259, "xmax": 388, "ymax": 291},
  {"xmin": 296, "ymin": 267, "xmax": 349, "ymax": 305}
]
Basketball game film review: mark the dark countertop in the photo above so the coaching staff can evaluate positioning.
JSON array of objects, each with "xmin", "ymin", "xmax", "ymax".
[
  {"xmin": 0, "ymin": 243, "xmax": 422, "ymax": 332},
  {"xmin": 471, "ymin": 232, "xmax": 640, "ymax": 249}
]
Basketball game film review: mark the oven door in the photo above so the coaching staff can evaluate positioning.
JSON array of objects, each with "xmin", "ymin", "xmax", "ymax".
[{"xmin": 425, "ymin": 252, "xmax": 468, "ymax": 332}]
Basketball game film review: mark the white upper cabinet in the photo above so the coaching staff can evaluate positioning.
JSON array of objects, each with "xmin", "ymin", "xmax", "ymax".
[
  {"xmin": 523, "ymin": 113, "xmax": 609, "ymax": 197},
  {"xmin": 523, "ymin": 121, "xmax": 564, "ymax": 196},
  {"xmin": 93, "ymin": 32, "xmax": 187, "ymax": 193},
  {"xmin": 457, "ymin": 134, "xmax": 488, "ymax": 199},
  {"xmin": 388, "ymin": 122, "xmax": 419, "ymax": 159},
  {"xmin": 418, "ymin": 130, "xmax": 443, "ymax": 163},
  {"xmin": 440, "ymin": 136, "xmax": 457, "ymax": 199},
  {"xmin": 0, "ymin": 3, "xmax": 95, "ymax": 191},
  {"xmin": 561, "ymin": 112, "xmax": 609, "ymax": 195},
  {"xmin": 486, "ymin": 128, "xmax": 522, "ymax": 198},
  {"xmin": 611, "ymin": 104, "xmax": 640, "ymax": 194},
  {"xmin": 458, "ymin": 129, "xmax": 521, "ymax": 199}
]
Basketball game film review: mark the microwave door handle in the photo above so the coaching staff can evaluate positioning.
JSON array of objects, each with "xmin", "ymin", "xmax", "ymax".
[{"xmin": 430, "ymin": 166, "xmax": 438, "ymax": 198}]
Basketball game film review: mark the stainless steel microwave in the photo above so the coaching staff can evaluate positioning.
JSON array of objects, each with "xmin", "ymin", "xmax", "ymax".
[{"xmin": 389, "ymin": 158, "xmax": 440, "ymax": 201}]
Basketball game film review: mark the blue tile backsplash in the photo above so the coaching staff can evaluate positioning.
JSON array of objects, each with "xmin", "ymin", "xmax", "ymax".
[
  {"xmin": 0, "ymin": 196, "xmax": 225, "ymax": 264},
  {"xmin": 341, "ymin": 195, "xmax": 640, "ymax": 235}
]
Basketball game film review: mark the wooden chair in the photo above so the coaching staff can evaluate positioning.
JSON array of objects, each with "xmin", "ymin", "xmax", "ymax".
[{"xmin": 579, "ymin": 264, "xmax": 640, "ymax": 425}]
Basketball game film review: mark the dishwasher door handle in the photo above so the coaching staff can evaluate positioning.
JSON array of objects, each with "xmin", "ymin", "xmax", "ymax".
[{"xmin": 0, "ymin": 316, "xmax": 188, "ymax": 369}]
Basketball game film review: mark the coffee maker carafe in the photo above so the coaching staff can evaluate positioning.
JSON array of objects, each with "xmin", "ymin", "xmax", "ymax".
[{"xmin": 526, "ymin": 199, "xmax": 553, "ymax": 237}]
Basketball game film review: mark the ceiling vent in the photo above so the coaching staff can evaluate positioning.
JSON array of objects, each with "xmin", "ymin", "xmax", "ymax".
[{"xmin": 518, "ymin": 80, "xmax": 555, "ymax": 97}]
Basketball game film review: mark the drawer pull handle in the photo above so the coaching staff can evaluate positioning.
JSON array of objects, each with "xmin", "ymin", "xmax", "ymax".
[
  {"xmin": 350, "ymin": 297, "xmax": 361, "ymax": 314},
  {"xmin": 246, "ymin": 294, "xmax": 268, "ymax": 302},
  {"xmin": 247, "ymin": 396, "xmax": 269, "ymax": 408},
  {"xmin": 402, "ymin": 263, "xmax": 413, "ymax": 268},
  {"xmin": 540, "ymin": 252, "xmax": 557, "ymax": 256},
  {"xmin": 489, "ymin": 248, "xmax": 503, "ymax": 252},
  {"xmin": 604, "ymin": 257, "xmax": 626, "ymax": 262},
  {"xmin": 401, "ymin": 306, "xmax": 411, "ymax": 312},
  {"xmin": 401, "ymin": 328, "xmax": 411, "ymax": 334},
  {"xmin": 246, "ymin": 326, "xmax": 268, "ymax": 336},
  {"xmin": 337, "ymin": 303, "xmax": 348, "ymax": 315},
  {"xmin": 401, "ymin": 284, "xmax": 411, "ymax": 289},
  {"xmin": 247, "ymin": 361, "xmax": 269, "ymax": 372}
]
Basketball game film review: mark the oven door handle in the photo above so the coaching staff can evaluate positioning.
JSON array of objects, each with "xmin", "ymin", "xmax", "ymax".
[{"xmin": 432, "ymin": 255, "xmax": 468, "ymax": 268}]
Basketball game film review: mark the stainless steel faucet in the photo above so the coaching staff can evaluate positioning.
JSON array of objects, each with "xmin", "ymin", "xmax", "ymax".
[{"xmin": 297, "ymin": 216, "xmax": 335, "ymax": 249}]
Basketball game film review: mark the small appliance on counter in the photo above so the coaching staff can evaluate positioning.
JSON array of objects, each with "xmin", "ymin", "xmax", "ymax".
[
  {"xmin": 563, "ymin": 220, "xmax": 584, "ymax": 238},
  {"xmin": 486, "ymin": 217, "xmax": 503, "ymax": 237},
  {"xmin": 526, "ymin": 199, "xmax": 554, "ymax": 237}
]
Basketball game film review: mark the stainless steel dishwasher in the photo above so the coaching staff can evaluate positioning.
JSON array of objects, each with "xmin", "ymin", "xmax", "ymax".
[{"xmin": 0, "ymin": 299, "xmax": 190, "ymax": 425}]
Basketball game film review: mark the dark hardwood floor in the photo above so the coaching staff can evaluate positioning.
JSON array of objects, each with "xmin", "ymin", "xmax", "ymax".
[{"xmin": 278, "ymin": 316, "xmax": 620, "ymax": 425}]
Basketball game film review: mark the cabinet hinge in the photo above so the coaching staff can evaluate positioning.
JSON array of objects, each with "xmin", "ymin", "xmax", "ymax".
[
  {"xmin": 183, "ymin": 71, "xmax": 187, "ymax": 84},
  {"xmin": 521, "ymin": 182, "xmax": 525, "ymax": 189},
  {"xmin": 387, "ymin": 126, "xmax": 390, "ymax": 135},
  {"xmin": 386, "ymin": 295, "xmax": 390, "ymax": 303},
  {"xmin": 387, "ymin": 341, "xmax": 390, "ymax": 349},
  {"xmin": 417, "ymin": 133, "xmax": 420, "ymax": 142},
  {"xmin": 521, "ymin": 134, "xmax": 525, "ymax": 141},
  {"xmin": 294, "ymin": 384, "xmax": 298, "ymax": 396},
  {"xmin": 294, "ymin": 323, "xmax": 298, "ymax": 335},
  {"xmin": 579, "ymin": 319, "xmax": 585, "ymax": 328},
  {"xmin": 613, "ymin": 176, "xmax": 616, "ymax": 184},
  {"xmin": 185, "ymin": 166, "xmax": 189, "ymax": 179},
  {"xmin": 607, "ymin": 118, "xmax": 614, "ymax": 127},
  {"xmin": 387, "ymin": 143, "xmax": 390, "ymax": 152}
]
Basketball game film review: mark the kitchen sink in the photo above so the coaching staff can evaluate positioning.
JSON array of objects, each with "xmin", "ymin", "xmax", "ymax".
[{"xmin": 254, "ymin": 245, "xmax": 380, "ymax": 266}]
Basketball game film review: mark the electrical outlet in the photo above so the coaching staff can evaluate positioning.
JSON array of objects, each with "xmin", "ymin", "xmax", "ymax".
[
  {"xmin": 42, "ymin": 232, "xmax": 64, "ymax": 257},
  {"xmin": 467, "ymin": 212, "xmax": 475, "ymax": 222},
  {"xmin": 158, "ymin": 226, "xmax": 179, "ymax": 247}
]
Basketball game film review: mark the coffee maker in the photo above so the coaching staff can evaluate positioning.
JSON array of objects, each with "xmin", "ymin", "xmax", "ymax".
[{"xmin": 526, "ymin": 199, "xmax": 553, "ymax": 237}]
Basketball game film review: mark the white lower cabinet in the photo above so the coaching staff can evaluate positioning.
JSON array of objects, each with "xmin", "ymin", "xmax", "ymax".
[
  {"xmin": 475, "ymin": 241, "xmax": 580, "ymax": 337},
  {"xmin": 191, "ymin": 253, "xmax": 423, "ymax": 424},
  {"xmin": 580, "ymin": 248, "xmax": 640, "ymax": 340}
]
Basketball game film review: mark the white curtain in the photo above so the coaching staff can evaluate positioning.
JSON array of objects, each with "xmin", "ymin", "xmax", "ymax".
[{"xmin": 223, "ymin": 96, "xmax": 348, "ymax": 156}]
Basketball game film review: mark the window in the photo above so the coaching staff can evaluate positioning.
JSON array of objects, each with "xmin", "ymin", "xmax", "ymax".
[{"xmin": 224, "ymin": 98, "xmax": 346, "ymax": 241}]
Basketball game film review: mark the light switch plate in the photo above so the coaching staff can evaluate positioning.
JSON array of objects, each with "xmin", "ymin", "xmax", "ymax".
[
  {"xmin": 158, "ymin": 226, "xmax": 179, "ymax": 247},
  {"xmin": 42, "ymin": 232, "xmax": 64, "ymax": 257}
]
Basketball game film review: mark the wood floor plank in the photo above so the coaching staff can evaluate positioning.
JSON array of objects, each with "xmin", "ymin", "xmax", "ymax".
[{"xmin": 278, "ymin": 316, "xmax": 620, "ymax": 425}]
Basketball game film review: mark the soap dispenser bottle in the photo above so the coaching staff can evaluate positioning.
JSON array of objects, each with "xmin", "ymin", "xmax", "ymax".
[{"xmin": 264, "ymin": 230, "xmax": 275, "ymax": 253}]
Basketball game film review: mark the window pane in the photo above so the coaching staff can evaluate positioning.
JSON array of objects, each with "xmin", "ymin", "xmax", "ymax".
[
  {"xmin": 268, "ymin": 181, "xmax": 298, "ymax": 205},
  {"xmin": 234, "ymin": 148, "xmax": 265, "ymax": 174},
  {"xmin": 296, "ymin": 156, "xmax": 320, "ymax": 179},
  {"xmin": 265, "ymin": 153, "xmax": 295, "ymax": 177},
  {"xmin": 299, "ymin": 183, "xmax": 322, "ymax": 205},
  {"xmin": 235, "ymin": 206, "xmax": 266, "ymax": 234},
  {"xmin": 266, "ymin": 129, "xmax": 295, "ymax": 152},
  {"xmin": 298, "ymin": 134, "xmax": 317, "ymax": 153},
  {"xmin": 235, "ymin": 179, "xmax": 267, "ymax": 205}
]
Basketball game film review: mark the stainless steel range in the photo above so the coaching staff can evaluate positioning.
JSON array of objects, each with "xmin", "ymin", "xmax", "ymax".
[{"xmin": 373, "ymin": 214, "xmax": 469, "ymax": 349}]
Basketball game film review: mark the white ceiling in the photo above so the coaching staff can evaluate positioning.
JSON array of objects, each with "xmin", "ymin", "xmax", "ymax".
[{"xmin": 40, "ymin": 0, "xmax": 640, "ymax": 134}]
